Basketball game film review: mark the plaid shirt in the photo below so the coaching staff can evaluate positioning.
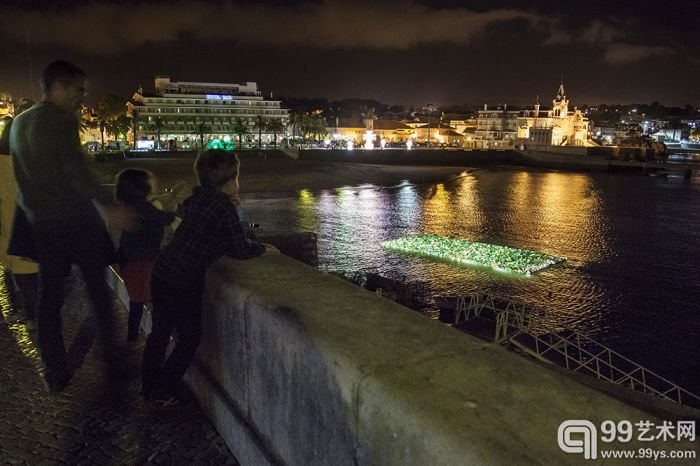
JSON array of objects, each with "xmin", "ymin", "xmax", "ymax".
[{"xmin": 152, "ymin": 186, "xmax": 264, "ymax": 284}]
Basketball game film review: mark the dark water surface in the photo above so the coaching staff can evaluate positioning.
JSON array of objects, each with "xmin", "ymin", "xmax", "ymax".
[{"xmin": 242, "ymin": 168, "xmax": 700, "ymax": 394}]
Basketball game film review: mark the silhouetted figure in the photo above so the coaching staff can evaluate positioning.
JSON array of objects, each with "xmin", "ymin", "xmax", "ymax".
[
  {"xmin": 114, "ymin": 168, "xmax": 176, "ymax": 343},
  {"xmin": 10, "ymin": 60, "xmax": 135, "ymax": 393},
  {"xmin": 142, "ymin": 149, "xmax": 271, "ymax": 406}
]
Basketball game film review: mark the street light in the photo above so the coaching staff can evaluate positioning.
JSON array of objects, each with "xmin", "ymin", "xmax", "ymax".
[{"xmin": 426, "ymin": 104, "xmax": 434, "ymax": 149}]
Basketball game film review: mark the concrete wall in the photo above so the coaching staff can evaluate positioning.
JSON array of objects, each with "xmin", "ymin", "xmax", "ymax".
[
  {"xmin": 298, "ymin": 149, "xmax": 514, "ymax": 166},
  {"xmin": 177, "ymin": 254, "xmax": 691, "ymax": 465},
  {"xmin": 517, "ymin": 149, "xmax": 610, "ymax": 171},
  {"xmin": 297, "ymin": 148, "xmax": 618, "ymax": 173}
]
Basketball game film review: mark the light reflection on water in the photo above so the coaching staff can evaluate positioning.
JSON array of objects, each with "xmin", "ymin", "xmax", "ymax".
[{"xmin": 244, "ymin": 169, "xmax": 700, "ymax": 393}]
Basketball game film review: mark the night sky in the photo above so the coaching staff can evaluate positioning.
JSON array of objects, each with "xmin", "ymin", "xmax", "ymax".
[{"xmin": 1, "ymin": 0, "xmax": 699, "ymax": 107}]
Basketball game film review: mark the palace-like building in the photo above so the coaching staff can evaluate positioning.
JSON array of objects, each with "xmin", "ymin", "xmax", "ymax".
[
  {"xmin": 127, "ymin": 76, "xmax": 289, "ymax": 149},
  {"xmin": 517, "ymin": 84, "xmax": 590, "ymax": 146},
  {"xmin": 475, "ymin": 83, "xmax": 592, "ymax": 148}
]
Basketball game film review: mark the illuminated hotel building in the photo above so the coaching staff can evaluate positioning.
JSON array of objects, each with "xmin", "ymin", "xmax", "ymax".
[{"xmin": 127, "ymin": 76, "xmax": 289, "ymax": 149}]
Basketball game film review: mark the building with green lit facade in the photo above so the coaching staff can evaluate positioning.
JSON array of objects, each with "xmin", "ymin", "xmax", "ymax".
[{"xmin": 127, "ymin": 76, "xmax": 289, "ymax": 150}]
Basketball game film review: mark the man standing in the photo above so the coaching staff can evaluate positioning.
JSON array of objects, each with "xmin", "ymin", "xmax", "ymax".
[{"xmin": 10, "ymin": 60, "xmax": 132, "ymax": 392}]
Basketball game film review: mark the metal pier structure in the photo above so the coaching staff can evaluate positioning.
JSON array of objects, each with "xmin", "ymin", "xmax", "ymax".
[{"xmin": 442, "ymin": 293, "xmax": 700, "ymax": 409}]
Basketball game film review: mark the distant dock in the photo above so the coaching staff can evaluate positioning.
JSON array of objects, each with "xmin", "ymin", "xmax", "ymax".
[{"xmin": 608, "ymin": 160, "xmax": 694, "ymax": 178}]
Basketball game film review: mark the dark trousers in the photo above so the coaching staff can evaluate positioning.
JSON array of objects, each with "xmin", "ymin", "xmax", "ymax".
[
  {"xmin": 32, "ymin": 219, "xmax": 119, "ymax": 383},
  {"xmin": 1, "ymin": 270, "xmax": 37, "ymax": 319},
  {"xmin": 127, "ymin": 301, "xmax": 144, "ymax": 341},
  {"xmin": 142, "ymin": 274, "xmax": 204, "ymax": 393},
  {"xmin": 14, "ymin": 272, "xmax": 39, "ymax": 320}
]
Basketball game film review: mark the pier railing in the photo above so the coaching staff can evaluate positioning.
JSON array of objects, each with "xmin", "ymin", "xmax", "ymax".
[
  {"xmin": 455, "ymin": 293, "xmax": 550, "ymax": 341},
  {"xmin": 451, "ymin": 292, "xmax": 700, "ymax": 408}
]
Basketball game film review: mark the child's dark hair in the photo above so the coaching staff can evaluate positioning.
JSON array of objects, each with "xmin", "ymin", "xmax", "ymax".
[
  {"xmin": 194, "ymin": 149, "xmax": 240, "ymax": 188},
  {"xmin": 115, "ymin": 168, "xmax": 153, "ymax": 202}
]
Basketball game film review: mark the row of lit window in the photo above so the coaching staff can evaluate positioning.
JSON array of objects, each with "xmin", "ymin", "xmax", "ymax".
[
  {"xmin": 137, "ymin": 125, "xmax": 281, "ymax": 132},
  {"xmin": 142, "ymin": 116, "xmax": 288, "ymax": 125},
  {"xmin": 144, "ymin": 98, "xmax": 275, "ymax": 106},
  {"xmin": 138, "ymin": 108, "xmax": 287, "ymax": 116}
]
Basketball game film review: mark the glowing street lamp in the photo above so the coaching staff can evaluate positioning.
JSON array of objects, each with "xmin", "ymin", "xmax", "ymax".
[
  {"xmin": 363, "ymin": 130, "xmax": 375, "ymax": 150},
  {"xmin": 426, "ymin": 104, "xmax": 434, "ymax": 148}
]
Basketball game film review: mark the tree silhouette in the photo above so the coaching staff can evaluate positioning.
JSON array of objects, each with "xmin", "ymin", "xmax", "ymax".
[
  {"xmin": 96, "ymin": 94, "xmax": 127, "ymax": 149},
  {"xmin": 153, "ymin": 116, "xmax": 164, "ymax": 149},
  {"xmin": 254, "ymin": 115, "xmax": 266, "ymax": 148},
  {"xmin": 231, "ymin": 118, "xmax": 251, "ymax": 148},
  {"xmin": 266, "ymin": 119, "xmax": 285, "ymax": 147},
  {"xmin": 129, "ymin": 109, "xmax": 140, "ymax": 149},
  {"xmin": 197, "ymin": 121, "xmax": 211, "ymax": 149}
]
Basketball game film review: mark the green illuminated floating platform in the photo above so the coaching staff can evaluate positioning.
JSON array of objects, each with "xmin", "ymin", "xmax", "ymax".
[{"xmin": 381, "ymin": 234, "xmax": 565, "ymax": 275}]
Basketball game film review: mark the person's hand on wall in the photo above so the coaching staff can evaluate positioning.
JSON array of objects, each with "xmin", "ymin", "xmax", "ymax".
[{"xmin": 261, "ymin": 242, "xmax": 280, "ymax": 253}]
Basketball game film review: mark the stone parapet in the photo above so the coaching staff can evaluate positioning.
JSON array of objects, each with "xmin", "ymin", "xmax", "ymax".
[{"xmin": 180, "ymin": 254, "xmax": 695, "ymax": 465}]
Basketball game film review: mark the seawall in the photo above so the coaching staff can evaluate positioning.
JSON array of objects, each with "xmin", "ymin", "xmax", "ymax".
[
  {"xmin": 298, "ymin": 148, "xmax": 514, "ymax": 166},
  {"xmin": 105, "ymin": 254, "xmax": 697, "ymax": 465},
  {"xmin": 298, "ymin": 147, "xmax": 695, "ymax": 176}
]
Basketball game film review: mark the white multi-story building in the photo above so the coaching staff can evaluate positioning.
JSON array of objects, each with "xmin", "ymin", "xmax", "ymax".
[
  {"xmin": 475, "ymin": 105, "xmax": 519, "ymax": 148},
  {"xmin": 127, "ymin": 76, "xmax": 289, "ymax": 149}
]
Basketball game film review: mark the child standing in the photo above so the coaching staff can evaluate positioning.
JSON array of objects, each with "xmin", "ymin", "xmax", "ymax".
[
  {"xmin": 142, "ymin": 149, "xmax": 269, "ymax": 404},
  {"xmin": 115, "ymin": 169, "xmax": 177, "ymax": 343}
]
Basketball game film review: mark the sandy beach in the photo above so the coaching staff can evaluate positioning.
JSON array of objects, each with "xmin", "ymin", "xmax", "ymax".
[{"xmin": 93, "ymin": 155, "xmax": 470, "ymax": 197}]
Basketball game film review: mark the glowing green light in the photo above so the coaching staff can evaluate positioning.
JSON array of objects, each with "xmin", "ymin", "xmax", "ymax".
[
  {"xmin": 381, "ymin": 234, "xmax": 565, "ymax": 275},
  {"xmin": 207, "ymin": 138, "xmax": 235, "ymax": 150}
]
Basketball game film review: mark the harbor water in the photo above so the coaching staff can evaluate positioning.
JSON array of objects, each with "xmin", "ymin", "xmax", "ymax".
[{"xmin": 243, "ymin": 168, "xmax": 700, "ymax": 395}]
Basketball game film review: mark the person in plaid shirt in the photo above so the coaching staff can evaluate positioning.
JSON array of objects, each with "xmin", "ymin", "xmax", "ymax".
[{"xmin": 142, "ymin": 149, "xmax": 271, "ymax": 405}]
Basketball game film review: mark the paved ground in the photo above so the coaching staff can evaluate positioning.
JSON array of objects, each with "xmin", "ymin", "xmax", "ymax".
[{"xmin": 0, "ymin": 265, "xmax": 238, "ymax": 465}]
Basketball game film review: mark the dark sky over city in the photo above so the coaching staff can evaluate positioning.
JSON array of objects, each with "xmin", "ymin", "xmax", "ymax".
[{"xmin": 1, "ymin": 0, "xmax": 699, "ymax": 107}]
